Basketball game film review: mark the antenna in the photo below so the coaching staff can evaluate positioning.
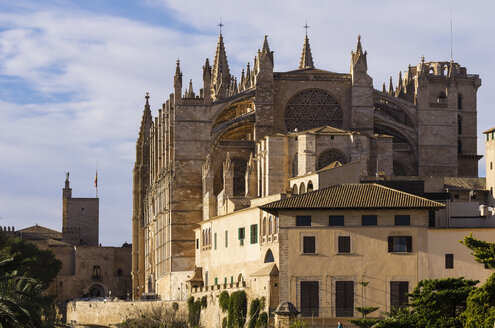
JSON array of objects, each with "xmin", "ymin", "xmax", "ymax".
[{"xmin": 450, "ymin": 10, "xmax": 453, "ymax": 61}]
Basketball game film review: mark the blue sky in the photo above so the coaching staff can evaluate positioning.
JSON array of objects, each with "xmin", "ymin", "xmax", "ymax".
[{"xmin": 1, "ymin": 0, "xmax": 494, "ymax": 246}]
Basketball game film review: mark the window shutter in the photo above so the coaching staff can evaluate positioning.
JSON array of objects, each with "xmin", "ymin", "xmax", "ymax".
[
  {"xmin": 390, "ymin": 282, "xmax": 399, "ymax": 308},
  {"xmin": 388, "ymin": 236, "xmax": 393, "ymax": 252},
  {"xmin": 406, "ymin": 236, "xmax": 412, "ymax": 252}
]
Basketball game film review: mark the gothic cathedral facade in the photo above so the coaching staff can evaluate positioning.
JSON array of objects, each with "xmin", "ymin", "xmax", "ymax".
[{"xmin": 131, "ymin": 32, "xmax": 481, "ymax": 300}]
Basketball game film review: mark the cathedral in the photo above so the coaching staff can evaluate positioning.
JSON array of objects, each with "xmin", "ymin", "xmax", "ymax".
[{"xmin": 131, "ymin": 29, "xmax": 483, "ymax": 311}]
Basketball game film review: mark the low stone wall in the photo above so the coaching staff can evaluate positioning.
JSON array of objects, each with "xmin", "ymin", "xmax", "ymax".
[{"xmin": 66, "ymin": 300, "xmax": 186, "ymax": 327}]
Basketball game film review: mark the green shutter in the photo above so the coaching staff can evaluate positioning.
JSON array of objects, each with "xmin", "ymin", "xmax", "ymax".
[
  {"xmin": 225, "ymin": 231, "xmax": 228, "ymax": 248},
  {"xmin": 215, "ymin": 277, "xmax": 218, "ymax": 285},
  {"xmin": 250, "ymin": 224, "xmax": 258, "ymax": 244},
  {"xmin": 214, "ymin": 233, "xmax": 217, "ymax": 249}
]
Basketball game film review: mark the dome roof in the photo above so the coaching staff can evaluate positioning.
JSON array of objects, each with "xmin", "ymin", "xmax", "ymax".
[{"xmin": 274, "ymin": 302, "xmax": 299, "ymax": 315}]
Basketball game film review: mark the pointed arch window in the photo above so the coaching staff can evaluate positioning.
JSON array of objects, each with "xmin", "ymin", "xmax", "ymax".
[
  {"xmin": 264, "ymin": 249, "xmax": 275, "ymax": 263},
  {"xmin": 232, "ymin": 158, "xmax": 247, "ymax": 196},
  {"xmin": 269, "ymin": 216, "xmax": 273, "ymax": 235}
]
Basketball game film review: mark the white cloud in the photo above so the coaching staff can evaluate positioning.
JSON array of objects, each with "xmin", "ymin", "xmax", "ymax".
[{"xmin": 1, "ymin": 0, "xmax": 494, "ymax": 244}]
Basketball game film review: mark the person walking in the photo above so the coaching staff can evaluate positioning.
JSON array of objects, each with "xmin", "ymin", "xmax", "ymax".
[{"xmin": 337, "ymin": 321, "xmax": 343, "ymax": 328}]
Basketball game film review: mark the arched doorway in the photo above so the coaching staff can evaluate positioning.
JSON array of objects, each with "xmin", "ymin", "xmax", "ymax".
[{"xmin": 88, "ymin": 284, "xmax": 105, "ymax": 298}]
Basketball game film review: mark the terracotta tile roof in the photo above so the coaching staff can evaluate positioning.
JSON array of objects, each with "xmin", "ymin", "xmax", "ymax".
[
  {"xmin": 444, "ymin": 177, "xmax": 486, "ymax": 191},
  {"xmin": 260, "ymin": 183, "xmax": 445, "ymax": 212},
  {"xmin": 483, "ymin": 127, "xmax": 495, "ymax": 134}
]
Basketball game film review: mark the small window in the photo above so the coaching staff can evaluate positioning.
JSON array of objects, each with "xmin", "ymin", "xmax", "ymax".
[
  {"xmin": 338, "ymin": 236, "xmax": 351, "ymax": 253},
  {"xmin": 491, "ymin": 162, "xmax": 493, "ymax": 170},
  {"xmin": 329, "ymin": 215, "xmax": 344, "ymax": 226},
  {"xmin": 303, "ymin": 236, "xmax": 316, "ymax": 254},
  {"xmin": 250, "ymin": 224, "xmax": 258, "ymax": 244},
  {"xmin": 457, "ymin": 94, "xmax": 463, "ymax": 109},
  {"xmin": 224, "ymin": 277, "xmax": 227, "ymax": 284},
  {"xmin": 117, "ymin": 268, "xmax": 123, "ymax": 276},
  {"xmin": 296, "ymin": 216, "xmax": 312, "ymax": 226},
  {"xmin": 362, "ymin": 215, "xmax": 377, "ymax": 226},
  {"xmin": 445, "ymin": 254, "xmax": 454, "ymax": 269},
  {"xmin": 428, "ymin": 210, "xmax": 435, "ymax": 227},
  {"xmin": 269, "ymin": 217, "xmax": 273, "ymax": 235},
  {"xmin": 215, "ymin": 277, "xmax": 218, "ymax": 285},
  {"xmin": 225, "ymin": 231, "xmax": 228, "ymax": 248},
  {"xmin": 388, "ymin": 236, "xmax": 412, "ymax": 253},
  {"xmin": 390, "ymin": 281, "xmax": 409, "ymax": 308},
  {"xmin": 214, "ymin": 233, "xmax": 217, "ymax": 250},
  {"xmin": 238, "ymin": 227, "xmax": 245, "ymax": 240},
  {"xmin": 196, "ymin": 238, "xmax": 199, "ymax": 249},
  {"xmin": 395, "ymin": 215, "xmax": 410, "ymax": 226},
  {"xmin": 231, "ymin": 276, "xmax": 234, "ymax": 284}
]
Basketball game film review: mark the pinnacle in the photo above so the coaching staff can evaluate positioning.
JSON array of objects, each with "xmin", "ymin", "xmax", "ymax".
[
  {"xmin": 356, "ymin": 35, "xmax": 363, "ymax": 55},
  {"xmin": 262, "ymin": 35, "xmax": 270, "ymax": 54},
  {"xmin": 299, "ymin": 35, "xmax": 314, "ymax": 69}
]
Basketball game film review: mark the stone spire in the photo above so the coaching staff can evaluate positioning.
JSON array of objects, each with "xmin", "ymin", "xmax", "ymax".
[
  {"xmin": 239, "ymin": 69, "xmax": 245, "ymax": 92},
  {"xmin": 351, "ymin": 35, "xmax": 367, "ymax": 67},
  {"xmin": 138, "ymin": 92, "xmax": 153, "ymax": 142},
  {"xmin": 245, "ymin": 62, "xmax": 251, "ymax": 89},
  {"xmin": 382, "ymin": 82, "xmax": 386, "ymax": 93},
  {"xmin": 211, "ymin": 33, "xmax": 231, "ymax": 100},
  {"xmin": 174, "ymin": 59, "xmax": 182, "ymax": 87},
  {"xmin": 186, "ymin": 79, "xmax": 195, "ymax": 98},
  {"xmin": 388, "ymin": 76, "xmax": 394, "ymax": 95},
  {"xmin": 299, "ymin": 35, "xmax": 314, "ymax": 69}
]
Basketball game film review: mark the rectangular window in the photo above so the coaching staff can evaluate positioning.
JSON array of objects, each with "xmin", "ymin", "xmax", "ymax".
[
  {"xmin": 231, "ymin": 276, "xmax": 234, "ymax": 284},
  {"xmin": 238, "ymin": 227, "xmax": 245, "ymax": 246},
  {"xmin": 303, "ymin": 236, "xmax": 316, "ymax": 254},
  {"xmin": 214, "ymin": 277, "xmax": 218, "ymax": 285},
  {"xmin": 428, "ymin": 210, "xmax": 435, "ymax": 227},
  {"xmin": 336, "ymin": 281, "xmax": 354, "ymax": 317},
  {"xmin": 224, "ymin": 277, "xmax": 227, "ymax": 284},
  {"xmin": 250, "ymin": 224, "xmax": 258, "ymax": 244},
  {"xmin": 395, "ymin": 215, "xmax": 410, "ymax": 226},
  {"xmin": 225, "ymin": 231, "xmax": 228, "ymax": 248},
  {"xmin": 390, "ymin": 281, "xmax": 409, "ymax": 308},
  {"xmin": 296, "ymin": 216, "xmax": 311, "ymax": 226},
  {"xmin": 214, "ymin": 233, "xmax": 217, "ymax": 250},
  {"xmin": 338, "ymin": 236, "xmax": 351, "ymax": 253},
  {"xmin": 388, "ymin": 236, "xmax": 412, "ymax": 253},
  {"xmin": 329, "ymin": 215, "xmax": 345, "ymax": 226},
  {"xmin": 300, "ymin": 281, "xmax": 319, "ymax": 317},
  {"xmin": 445, "ymin": 254, "xmax": 454, "ymax": 269},
  {"xmin": 362, "ymin": 215, "xmax": 377, "ymax": 226},
  {"xmin": 196, "ymin": 238, "xmax": 199, "ymax": 249}
]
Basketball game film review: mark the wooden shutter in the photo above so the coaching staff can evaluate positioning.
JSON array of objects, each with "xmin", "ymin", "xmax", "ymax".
[
  {"xmin": 391, "ymin": 281, "xmax": 409, "ymax": 308},
  {"xmin": 338, "ymin": 236, "xmax": 351, "ymax": 253},
  {"xmin": 406, "ymin": 236, "xmax": 412, "ymax": 252},
  {"xmin": 388, "ymin": 236, "xmax": 394, "ymax": 252},
  {"xmin": 300, "ymin": 281, "xmax": 319, "ymax": 317},
  {"xmin": 336, "ymin": 281, "xmax": 354, "ymax": 317},
  {"xmin": 303, "ymin": 236, "xmax": 315, "ymax": 253}
]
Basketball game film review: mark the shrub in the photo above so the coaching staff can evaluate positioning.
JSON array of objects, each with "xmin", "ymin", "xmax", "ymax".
[{"xmin": 219, "ymin": 291, "xmax": 230, "ymax": 312}]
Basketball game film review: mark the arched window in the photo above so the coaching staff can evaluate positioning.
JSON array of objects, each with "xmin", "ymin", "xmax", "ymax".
[
  {"xmin": 307, "ymin": 181, "xmax": 314, "ymax": 192},
  {"xmin": 317, "ymin": 149, "xmax": 347, "ymax": 170},
  {"xmin": 458, "ymin": 94, "xmax": 463, "ymax": 110},
  {"xmin": 262, "ymin": 217, "xmax": 267, "ymax": 236},
  {"xmin": 202, "ymin": 230, "xmax": 206, "ymax": 246},
  {"xmin": 285, "ymin": 89, "xmax": 343, "ymax": 132},
  {"xmin": 443, "ymin": 65, "xmax": 449, "ymax": 76},
  {"xmin": 264, "ymin": 249, "xmax": 275, "ymax": 263},
  {"xmin": 300, "ymin": 182, "xmax": 306, "ymax": 194},
  {"xmin": 429, "ymin": 67, "xmax": 434, "ymax": 75},
  {"xmin": 275, "ymin": 217, "xmax": 279, "ymax": 234},
  {"xmin": 208, "ymin": 228, "xmax": 211, "ymax": 245},
  {"xmin": 269, "ymin": 216, "xmax": 273, "ymax": 235},
  {"xmin": 292, "ymin": 184, "xmax": 299, "ymax": 195}
]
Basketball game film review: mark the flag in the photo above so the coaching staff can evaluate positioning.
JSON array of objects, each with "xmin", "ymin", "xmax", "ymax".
[{"xmin": 94, "ymin": 171, "xmax": 98, "ymax": 188}]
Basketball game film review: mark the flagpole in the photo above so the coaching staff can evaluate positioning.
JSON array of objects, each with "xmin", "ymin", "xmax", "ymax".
[{"xmin": 95, "ymin": 158, "xmax": 98, "ymax": 198}]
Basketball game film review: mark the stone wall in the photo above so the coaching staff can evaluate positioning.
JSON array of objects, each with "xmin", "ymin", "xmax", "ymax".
[{"xmin": 66, "ymin": 300, "xmax": 186, "ymax": 326}]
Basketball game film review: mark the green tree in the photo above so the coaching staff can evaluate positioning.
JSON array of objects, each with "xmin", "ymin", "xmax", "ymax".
[
  {"xmin": 0, "ymin": 235, "xmax": 61, "ymax": 284},
  {"xmin": 374, "ymin": 277, "xmax": 477, "ymax": 328},
  {"xmin": 460, "ymin": 234, "xmax": 495, "ymax": 327},
  {"xmin": 227, "ymin": 290, "xmax": 247, "ymax": 328},
  {"xmin": 0, "ymin": 260, "xmax": 47, "ymax": 328},
  {"xmin": 409, "ymin": 278, "xmax": 477, "ymax": 328}
]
